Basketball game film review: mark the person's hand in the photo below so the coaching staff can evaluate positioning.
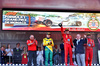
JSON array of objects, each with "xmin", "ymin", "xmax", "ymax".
[
  {"xmin": 48, "ymin": 43, "xmax": 50, "ymax": 45},
  {"xmin": 55, "ymin": 49, "xmax": 57, "ymax": 52},
  {"xmin": 58, "ymin": 23, "xmax": 62, "ymax": 27},
  {"xmin": 71, "ymin": 45, "xmax": 73, "ymax": 48},
  {"xmin": 73, "ymin": 46, "xmax": 75, "ymax": 48},
  {"xmin": 33, "ymin": 39, "xmax": 36, "ymax": 43},
  {"xmin": 84, "ymin": 35, "xmax": 86, "ymax": 38},
  {"xmin": 34, "ymin": 39, "xmax": 38, "ymax": 45},
  {"xmin": 34, "ymin": 38, "xmax": 36, "ymax": 41},
  {"xmin": 4, "ymin": 54, "xmax": 6, "ymax": 56},
  {"xmin": 3, "ymin": 53, "xmax": 4, "ymax": 55},
  {"xmin": 59, "ymin": 49, "xmax": 61, "ymax": 52},
  {"xmin": 20, "ymin": 45, "xmax": 23, "ymax": 49},
  {"xmin": 9, "ymin": 49, "xmax": 11, "ymax": 52},
  {"xmin": 48, "ymin": 41, "xmax": 52, "ymax": 45},
  {"xmin": 50, "ymin": 41, "xmax": 52, "ymax": 44}
]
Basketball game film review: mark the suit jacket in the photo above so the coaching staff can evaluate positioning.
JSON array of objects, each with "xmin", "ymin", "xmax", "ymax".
[
  {"xmin": 1, "ymin": 50, "xmax": 6, "ymax": 57},
  {"xmin": 73, "ymin": 38, "xmax": 87, "ymax": 54},
  {"xmin": 13, "ymin": 48, "xmax": 22, "ymax": 60},
  {"xmin": 60, "ymin": 43, "xmax": 64, "ymax": 56}
]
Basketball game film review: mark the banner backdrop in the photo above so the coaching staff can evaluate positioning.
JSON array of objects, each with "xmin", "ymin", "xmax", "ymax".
[{"xmin": 2, "ymin": 10, "xmax": 100, "ymax": 31}]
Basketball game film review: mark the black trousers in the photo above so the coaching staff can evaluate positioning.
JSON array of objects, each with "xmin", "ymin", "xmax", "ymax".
[
  {"xmin": 14, "ymin": 60, "xmax": 21, "ymax": 64},
  {"xmin": 1, "ymin": 57, "xmax": 5, "ymax": 64},
  {"xmin": 13, "ymin": 55, "xmax": 22, "ymax": 64},
  {"xmin": 6, "ymin": 56, "xmax": 12, "ymax": 63},
  {"xmin": 28, "ymin": 51, "xmax": 37, "ymax": 66}
]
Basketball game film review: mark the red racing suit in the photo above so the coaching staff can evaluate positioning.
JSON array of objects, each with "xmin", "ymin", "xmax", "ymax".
[
  {"xmin": 85, "ymin": 38, "xmax": 95, "ymax": 66},
  {"xmin": 61, "ymin": 27, "xmax": 74, "ymax": 65}
]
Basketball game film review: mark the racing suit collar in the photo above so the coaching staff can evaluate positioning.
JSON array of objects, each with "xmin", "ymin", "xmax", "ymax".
[
  {"xmin": 30, "ymin": 39, "xmax": 34, "ymax": 41},
  {"xmin": 46, "ymin": 37, "xmax": 50, "ymax": 39},
  {"xmin": 87, "ymin": 38, "xmax": 91, "ymax": 40}
]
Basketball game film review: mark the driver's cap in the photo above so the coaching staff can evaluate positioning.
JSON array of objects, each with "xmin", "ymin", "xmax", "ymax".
[
  {"xmin": 87, "ymin": 33, "xmax": 91, "ymax": 36},
  {"xmin": 65, "ymin": 28, "xmax": 69, "ymax": 31},
  {"xmin": 47, "ymin": 32, "xmax": 51, "ymax": 35}
]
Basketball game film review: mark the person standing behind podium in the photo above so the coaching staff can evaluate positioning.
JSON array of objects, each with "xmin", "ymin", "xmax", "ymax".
[
  {"xmin": 1, "ymin": 46, "xmax": 6, "ymax": 64},
  {"xmin": 5, "ymin": 44, "xmax": 13, "ymax": 64},
  {"xmin": 27, "ymin": 35, "xmax": 38, "ymax": 66},
  {"xmin": 43, "ymin": 32, "xmax": 54, "ymax": 66},
  {"xmin": 73, "ymin": 34, "xmax": 87, "ymax": 66},
  {"xmin": 58, "ymin": 23, "xmax": 74, "ymax": 65},
  {"xmin": 60, "ymin": 38, "xmax": 65, "ymax": 65},
  {"xmin": 13, "ymin": 43, "xmax": 22, "ymax": 64},
  {"xmin": 21, "ymin": 46, "xmax": 28, "ymax": 64},
  {"xmin": 84, "ymin": 33, "xmax": 95, "ymax": 66}
]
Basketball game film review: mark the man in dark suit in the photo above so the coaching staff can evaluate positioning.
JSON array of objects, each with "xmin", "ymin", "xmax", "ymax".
[
  {"xmin": 1, "ymin": 46, "xmax": 6, "ymax": 64},
  {"xmin": 60, "ymin": 38, "xmax": 65, "ymax": 65},
  {"xmin": 13, "ymin": 43, "xmax": 22, "ymax": 64},
  {"xmin": 73, "ymin": 34, "xmax": 87, "ymax": 66},
  {"xmin": 53, "ymin": 45, "xmax": 59, "ymax": 65}
]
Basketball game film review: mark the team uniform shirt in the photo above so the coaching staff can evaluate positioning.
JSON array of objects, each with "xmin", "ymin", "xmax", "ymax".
[
  {"xmin": 43, "ymin": 38, "xmax": 54, "ymax": 52},
  {"xmin": 27, "ymin": 39, "xmax": 38, "ymax": 51},
  {"xmin": 85, "ymin": 38, "xmax": 95, "ymax": 49},
  {"xmin": 61, "ymin": 27, "xmax": 73, "ymax": 46}
]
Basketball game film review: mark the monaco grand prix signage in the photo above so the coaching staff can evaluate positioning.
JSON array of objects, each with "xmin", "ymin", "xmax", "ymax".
[{"xmin": 2, "ymin": 9, "xmax": 100, "ymax": 31}]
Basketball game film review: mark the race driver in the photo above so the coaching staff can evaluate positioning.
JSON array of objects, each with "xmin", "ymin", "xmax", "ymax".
[
  {"xmin": 43, "ymin": 32, "xmax": 54, "ymax": 66},
  {"xmin": 84, "ymin": 33, "xmax": 95, "ymax": 66},
  {"xmin": 58, "ymin": 23, "xmax": 74, "ymax": 65}
]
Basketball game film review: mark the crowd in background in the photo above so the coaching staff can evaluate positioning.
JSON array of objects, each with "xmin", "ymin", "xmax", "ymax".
[
  {"xmin": 0, "ymin": 34, "xmax": 97, "ymax": 66},
  {"xmin": 0, "ymin": 43, "xmax": 28, "ymax": 64},
  {"xmin": 0, "ymin": 41, "xmax": 77, "ymax": 65},
  {"xmin": 1, "ymin": 33, "xmax": 96, "ymax": 66}
]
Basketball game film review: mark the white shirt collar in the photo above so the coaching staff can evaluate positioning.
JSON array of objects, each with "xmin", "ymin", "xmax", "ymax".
[
  {"xmin": 77, "ymin": 39, "xmax": 80, "ymax": 41},
  {"xmin": 77, "ymin": 39, "xmax": 80, "ymax": 45},
  {"xmin": 16, "ymin": 48, "xmax": 19, "ymax": 49}
]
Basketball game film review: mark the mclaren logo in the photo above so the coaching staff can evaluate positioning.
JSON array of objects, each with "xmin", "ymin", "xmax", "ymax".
[{"xmin": 87, "ymin": 16, "xmax": 99, "ymax": 30}]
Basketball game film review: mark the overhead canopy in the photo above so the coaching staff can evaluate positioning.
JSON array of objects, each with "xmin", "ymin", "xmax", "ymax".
[{"xmin": 0, "ymin": 0, "xmax": 100, "ymax": 10}]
